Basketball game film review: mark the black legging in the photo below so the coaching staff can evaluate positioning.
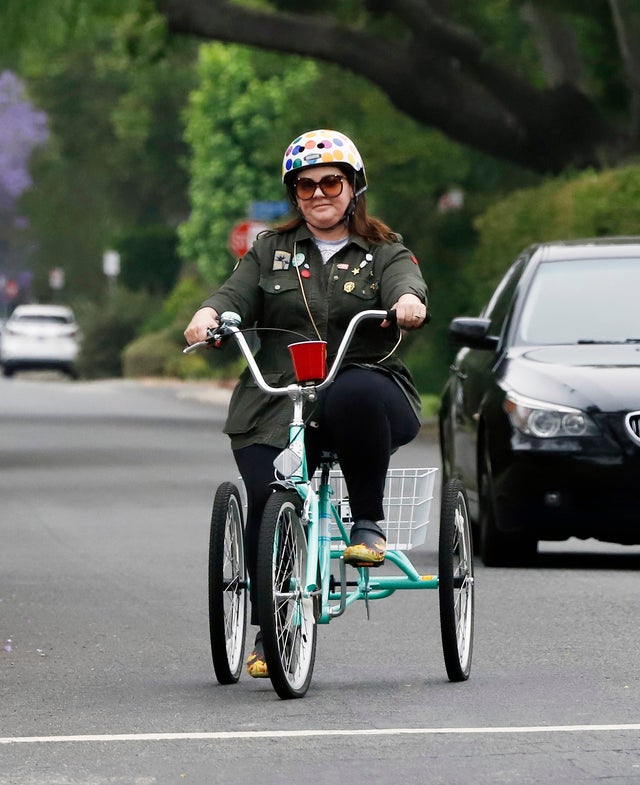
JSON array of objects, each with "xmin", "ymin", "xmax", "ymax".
[{"xmin": 233, "ymin": 367, "xmax": 420, "ymax": 625}]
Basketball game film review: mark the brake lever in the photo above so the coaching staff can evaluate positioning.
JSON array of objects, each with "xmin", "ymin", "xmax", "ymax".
[
  {"xmin": 182, "ymin": 341, "xmax": 204, "ymax": 354},
  {"xmin": 182, "ymin": 327, "xmax": 222, "ymax": 354}
]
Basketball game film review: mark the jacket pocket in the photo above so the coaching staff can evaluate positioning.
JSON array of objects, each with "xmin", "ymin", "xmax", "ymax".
[
  {"xmin": 224, "ymin": 372, "xmax": 286, "ymax": 436},
  {"xmin": 258, "ymin": 272, "xmax": 300, "ymax": 296}
]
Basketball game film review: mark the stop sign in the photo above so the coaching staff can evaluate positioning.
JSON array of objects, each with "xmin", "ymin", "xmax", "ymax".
[{"xmin": 228, "ymin": 220, "xmax": 268, "ymax": 257}]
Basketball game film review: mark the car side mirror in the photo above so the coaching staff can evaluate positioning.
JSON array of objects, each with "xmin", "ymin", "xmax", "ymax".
[{"xmin": 448, "ymin": 317, "xmax": 500, "ymax": 351}]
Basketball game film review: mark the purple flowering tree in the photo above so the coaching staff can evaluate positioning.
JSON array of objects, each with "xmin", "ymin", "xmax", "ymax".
[
  {"xmin": 0, "ymin": 70, "xmax": 49, "ymax": 216},
  {"xmin": 0, "ymin": 71, "xmax": 48, "ymax": 307}
]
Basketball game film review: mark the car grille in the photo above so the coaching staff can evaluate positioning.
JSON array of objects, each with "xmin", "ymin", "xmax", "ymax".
[{"xmin": 624, "ymin": 411, "xmax": 640, "ymax": 446}]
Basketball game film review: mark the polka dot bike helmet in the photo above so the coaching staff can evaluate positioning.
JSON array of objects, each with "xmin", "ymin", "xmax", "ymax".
[{"xmin": 282, "ymin": 129, "xmax": 367, "ymax": 196}]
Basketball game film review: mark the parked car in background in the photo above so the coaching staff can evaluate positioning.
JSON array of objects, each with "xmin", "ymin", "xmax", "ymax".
[
  {"xmin": 0, "ymin": 304, "xmax": 80, "ymax": 378},
  {"xmin": 439, "ymin": 238, "xmax": 640, "ymax": 565}
]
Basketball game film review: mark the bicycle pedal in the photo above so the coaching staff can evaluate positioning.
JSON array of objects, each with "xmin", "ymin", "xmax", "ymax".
[{"xmin": 351, "ymin": 561, "xmax": 384, "ymax": 568}]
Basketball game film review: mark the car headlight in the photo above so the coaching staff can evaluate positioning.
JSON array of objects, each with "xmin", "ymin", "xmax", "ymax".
[{"xmin": 504, "ymin": 391, "xmax": 599, "ymax": 438}]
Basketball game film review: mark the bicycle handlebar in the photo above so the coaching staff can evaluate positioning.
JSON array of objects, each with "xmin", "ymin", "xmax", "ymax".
[{"xmin": 183, "ymin": 309, "xmax": 396, "ymax": 396}]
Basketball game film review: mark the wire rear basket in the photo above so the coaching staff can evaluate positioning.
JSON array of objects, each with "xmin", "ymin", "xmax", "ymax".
[{"xmin": 323, "ymin": 467, "xmax": 437, "ymax": 551}]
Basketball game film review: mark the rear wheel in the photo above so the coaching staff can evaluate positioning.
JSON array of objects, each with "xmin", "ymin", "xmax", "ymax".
[
  {"xmin": 257, "ymin": 490, "xmax": 317, "ymax": 699},
  {"xmin": 439, "ymin": 479, "xmax": 474, "ymax": 682},
  {"xmin": 208, "ymin": 482, "xmax": 247, "ymax": 684}
]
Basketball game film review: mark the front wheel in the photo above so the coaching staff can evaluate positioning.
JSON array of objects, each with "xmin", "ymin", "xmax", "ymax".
[
  {"xmin": 208, "ymin": 482, "xmax": 247, "ymax": 684},
  {"xmin": 439, "ymin": 479, "xmax": 474, "ymax": 682},
  {"xmin": 257, "ymin": 490, "xmax": 317, "ymax": 699}
]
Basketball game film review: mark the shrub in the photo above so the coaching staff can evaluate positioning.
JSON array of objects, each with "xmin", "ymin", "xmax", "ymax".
[
  {"xmin": 75, "ymin": 288, "xmax": 158, "ymax": 378},
  {"xmin": 121, "ymin": 329, "xmax": 177, "ymax": 378},
  {"xmin": 115, "ymin": 225, "xmax": 181, "ymax": 296},
  {"xmin": 471, "ymin": 163, "xmax": 640, "ymax": 309}
]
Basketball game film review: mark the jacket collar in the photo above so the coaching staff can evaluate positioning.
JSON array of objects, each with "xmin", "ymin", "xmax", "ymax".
[{"xmin": 293, "ymin": 223, "xmax": 369, "ymax": 251}]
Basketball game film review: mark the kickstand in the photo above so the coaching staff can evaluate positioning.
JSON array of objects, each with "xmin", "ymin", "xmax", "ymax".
[{"xmin": 362, "ymin": 568, "xmax": 371, "ymax": 620}]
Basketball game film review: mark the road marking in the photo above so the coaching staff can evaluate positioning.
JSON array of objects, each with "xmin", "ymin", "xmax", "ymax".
[{"xmin": 2, "ymin": 724, "xmax": 640, "ymax": 745}]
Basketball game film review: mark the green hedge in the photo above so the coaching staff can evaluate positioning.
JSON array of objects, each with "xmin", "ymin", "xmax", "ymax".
[
  {"xmin": 471, "ymin": 163, "xmax": 640, "ymax": 309},
  {"xmin": 75, "ymin": 288, "xmax": 158, "ymax": 379}
]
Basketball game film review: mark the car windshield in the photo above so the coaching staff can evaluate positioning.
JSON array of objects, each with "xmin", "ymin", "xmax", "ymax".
[{"xmin": 516, "ymin": 257, "xmax": 640, "ymax": 345}]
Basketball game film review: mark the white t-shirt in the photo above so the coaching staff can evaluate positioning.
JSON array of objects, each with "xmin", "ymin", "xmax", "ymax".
[{"xmin": 313, "ymin": 236, "xmax": 349, "ymax": 263}]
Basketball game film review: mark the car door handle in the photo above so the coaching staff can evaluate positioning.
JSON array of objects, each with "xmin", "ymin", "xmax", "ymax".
[{"xmin": 449, "ymin": 364, "xmax": 467, "ymax": 381}]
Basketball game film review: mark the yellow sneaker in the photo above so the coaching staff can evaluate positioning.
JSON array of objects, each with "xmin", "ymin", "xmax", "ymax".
[
  {"xmin": 246, "ymin": 633, "xmax": 269, "ymax": 678},
  {"xmin": 342, "ymin": 521, "xmax": 386, "ymax": 567}
]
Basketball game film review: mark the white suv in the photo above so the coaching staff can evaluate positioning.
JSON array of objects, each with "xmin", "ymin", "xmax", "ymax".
[{"xmin": 0, "ymin": 304, "xmax": 81, "ymax": 378}]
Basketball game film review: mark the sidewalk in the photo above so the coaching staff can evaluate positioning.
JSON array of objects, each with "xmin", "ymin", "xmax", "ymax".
[{"xmin": 139, "ymin": 377, "xmax": 234, "ymax": 406}]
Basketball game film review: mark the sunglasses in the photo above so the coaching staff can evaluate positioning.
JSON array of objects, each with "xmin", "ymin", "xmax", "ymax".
[{"xmin": 294, "ymin": 174, "xmax": 346, "ymax": 200}]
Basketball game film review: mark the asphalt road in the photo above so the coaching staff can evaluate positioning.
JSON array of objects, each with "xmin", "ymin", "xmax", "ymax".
[{"xmin": 1, "ymin": 375, "xmax": 640, "ymax": 784}]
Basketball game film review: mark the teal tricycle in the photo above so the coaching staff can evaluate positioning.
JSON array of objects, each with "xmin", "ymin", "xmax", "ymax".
[{"xmin": 186, "ymin": 309, "xmax": 474, "ymax": 699}]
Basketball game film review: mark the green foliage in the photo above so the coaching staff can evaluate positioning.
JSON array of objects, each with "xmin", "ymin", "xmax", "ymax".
[
  {"xmin": 420, "ymin": 394, "xmax": 441, "ymax": 419},
  {"xmin": 454, "ymin": 0, "xmax": 543, "ymax": 84},
  {"xmin": 119, "ymin": 273, "xmax": 246, "ymax": 380},
  {"xmin": 74, "ymin": 287, "xmax": 158, "ymax": 378},
  {"xmin": 179, "ymin": 44, "xmax": 317, "ymax": 284},
  {"xmin": 115, "ymin": 225, "xmax": 181, "ymax": 295},
  {"xmin": 472, "ymin": 163, "xmax": 640, "ymax": 310},
  {"xmin": 0, "ymin": 0, "xmax": 156, "ymax": 71},
  {"xmin": 122, "ymin": 328, "xmax": 245, "ymax": 381},
  {"xmin": 121, "ymin": 328, "xmax": 176, "ymax": 378},
  {"xmin": 15, "ymin": 11, "xmax": 196, "ymax": 301},
  {"xmin": 139, "ymin": 273, "xmax": 212, "ymax": 336}
]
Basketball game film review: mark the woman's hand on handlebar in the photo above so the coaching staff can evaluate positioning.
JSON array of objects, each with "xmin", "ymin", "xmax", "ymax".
[
  {"xmin": 386, "ymin": 294, "xmax": 427, "ymax": 330},
  {"xmin": 184, "ymin": 306, "xmax": 219, "ymax": 345}
]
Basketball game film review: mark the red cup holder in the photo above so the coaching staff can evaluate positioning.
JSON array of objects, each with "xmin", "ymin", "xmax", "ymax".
[{"xmin": 288, "ymin": 341, "xmax": 327, "ymax": 383}]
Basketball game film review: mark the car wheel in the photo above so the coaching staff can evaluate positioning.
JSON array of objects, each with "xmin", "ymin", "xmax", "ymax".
[
  {"xmin": 479, "ymin": 448, "xmax": 536, "ymax": 567},
  {"xmin": 2, "ymin": 365, "xmax": 14, "ymax": 378}
]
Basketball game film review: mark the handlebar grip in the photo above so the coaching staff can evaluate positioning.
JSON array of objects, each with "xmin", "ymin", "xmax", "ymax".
[{"xmin": 386, "ymin": 309, "xmax": 397, "ymax": 323}]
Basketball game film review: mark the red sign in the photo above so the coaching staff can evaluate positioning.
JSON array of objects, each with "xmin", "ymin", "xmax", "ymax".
[
  {"xmin": 4, "ymin": 279, "xmax": 19, "ymax": 299},
  {"xmin": 228, "ymin": 220, "xmax": 268, "ymax": 258}
]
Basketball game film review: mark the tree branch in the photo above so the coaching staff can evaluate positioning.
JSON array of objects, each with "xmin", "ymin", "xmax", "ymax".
[{"xmin": 157, "ymin": 0, "xmax": 617, "ymax": 172}]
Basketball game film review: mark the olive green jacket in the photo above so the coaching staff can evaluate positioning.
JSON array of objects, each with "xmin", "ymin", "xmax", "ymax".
[{"xmin": 201, "ymin": 223, "xmax": 428, "ymax": 450}]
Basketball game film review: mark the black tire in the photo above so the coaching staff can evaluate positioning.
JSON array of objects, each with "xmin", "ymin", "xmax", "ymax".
[
  {"xmin": 208, "ymin": 482, "xmax": 247, "ymax": 684},
  {"xmin": 2, "ymin": 365, "xmax": 14, "ymax": 378},
  {"xmin": 439, "ymin": 479, "xmax": 475, "ymax": 682},
  {"xmin": 256, "ymin": 489, "xmax": 317, "ymax": 699},
  {"xmin": 478, "ymin": 456, "xmax": 510, "ymax": 566},
  {"xmin": 480, "ymin": 450, "xmax": 536, "ymax": 567}
]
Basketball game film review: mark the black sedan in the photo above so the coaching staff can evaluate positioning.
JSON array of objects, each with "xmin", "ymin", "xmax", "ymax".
[{"xmin": 439, "ymin": 237, "xmax": 640, "ymax": 566}]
